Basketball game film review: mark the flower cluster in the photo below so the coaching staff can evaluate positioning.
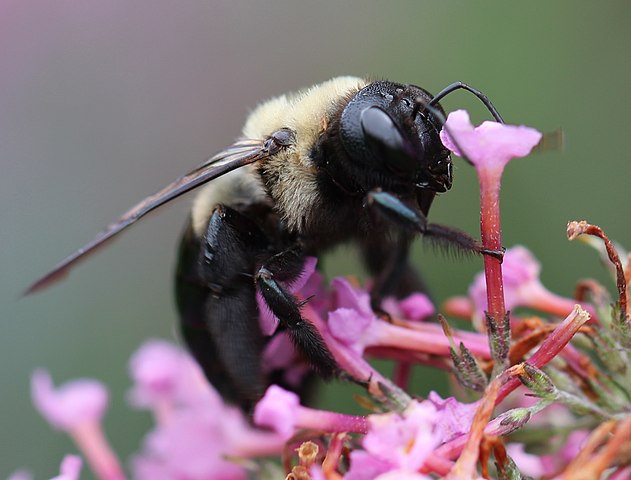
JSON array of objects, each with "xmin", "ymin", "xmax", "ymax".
[{"xmin": 15, "ymin": 110, "xmax": 631, "ymax": 479}]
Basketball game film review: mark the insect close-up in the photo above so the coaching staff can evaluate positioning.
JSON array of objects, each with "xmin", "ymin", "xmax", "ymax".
[
  {"xmin": 26, "ymin": 76, "xmax": 504, "ymax": 411},
  {"xmin": 5, "ymin": 3, "xmax": 631, "ymax": 478}
]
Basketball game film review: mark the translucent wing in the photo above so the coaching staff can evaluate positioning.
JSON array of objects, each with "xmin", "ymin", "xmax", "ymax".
[{"xmin": 25, "ymin": 139, "xmax": 272, "ymax": 295}]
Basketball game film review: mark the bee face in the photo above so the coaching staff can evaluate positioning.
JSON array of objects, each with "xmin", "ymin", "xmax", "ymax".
[{"xmin": 339, "ymin": 81, "xmax": 452, "ymax": 195}]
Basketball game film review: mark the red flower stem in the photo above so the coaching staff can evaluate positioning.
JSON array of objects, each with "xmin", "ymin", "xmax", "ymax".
[
  {"xmin": 496, "ymin": 305, "xmax": 589, "ymax": 404},
  {"xmin": 478, "ymin": 167, "xmax": 507, "ymax": 334}
]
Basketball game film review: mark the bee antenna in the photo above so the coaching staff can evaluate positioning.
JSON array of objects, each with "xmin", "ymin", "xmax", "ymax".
[
  {"xmin": 428, "ymin": 82, "xmax": 504, "ymax": 124},
  {"xmin": 413, "ymin": 97, "xmax": 474, "ymax": 166}
]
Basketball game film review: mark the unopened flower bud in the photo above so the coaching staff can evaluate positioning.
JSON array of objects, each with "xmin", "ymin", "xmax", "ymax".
[{"xmin": 517, "ymin": 363, "xmax": 558, "ymax": 399}]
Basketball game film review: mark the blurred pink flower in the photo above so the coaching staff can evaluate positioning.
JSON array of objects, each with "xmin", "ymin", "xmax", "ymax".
[
  {"xmin": 468, "ymin": 246, "xmax": 578, "ymax": 324},
  {"xmin": 31, "ymin": 370, "xmax": 124, "ymax": 480},
  {"xmin": 505, "ymin": 443, "xmax": 544, "ymax": 478},
  {"xmin": 252, "ymin": 384, "xmax": 300, "ymax": 438},
  {"xmin": 132, "ymin": 407, "xmax": 250, "ymax": 480},
  {"xmin": 381, "ymin": 292, "xmax": 435, "ymax": 322},
  {"xmin": 31, "ymin": 370, "xmax": 108, "ymax": 431},
  {"xmin": 261, "ymin": 332, "xmax": 310, "ymax": 388},
  {"xmin": 6, "ymin": 469, "xmax": 32, "ymax": 480},
  {"xmin": 253, "ymin": 385, "xmax": 368, "ymax": 440},
  {"xmin": 128, "ymin": 339, "xmax": 219, "ymax": 413},
  {"xmin": 398, "ymin": 293, "xmax": 435, "ymax": 321},
  {"xmin": 540, "ymin": 430, "xmax": 590, "ymax": 476},
  {"xmin": 130, "ymin": 341, "xmax": 286, "ymax": 479},
  {"xmin": 49, "ymin": 455, "xmax": 83, "ymax": 480}
]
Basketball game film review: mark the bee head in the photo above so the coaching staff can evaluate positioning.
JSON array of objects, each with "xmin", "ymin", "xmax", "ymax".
[{"xmin": 339, "ymin": 81, "xmax": 452, "ymax": 194}]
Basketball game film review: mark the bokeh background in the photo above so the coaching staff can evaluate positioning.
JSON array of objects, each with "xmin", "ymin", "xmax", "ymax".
[{"xmin": 2, "ymin": 1, "xmax": 630, "ymax": 477}]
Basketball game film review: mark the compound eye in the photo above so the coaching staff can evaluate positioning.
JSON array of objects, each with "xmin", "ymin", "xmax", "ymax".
[{"xmin": 361, "ymin": 106, "xmax": 418, "ymax": 173}]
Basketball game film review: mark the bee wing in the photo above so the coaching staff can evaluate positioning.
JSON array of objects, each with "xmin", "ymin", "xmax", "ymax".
[{"xmin": 24, "ymin": 139, "xmax": 269, "ymax": 295}]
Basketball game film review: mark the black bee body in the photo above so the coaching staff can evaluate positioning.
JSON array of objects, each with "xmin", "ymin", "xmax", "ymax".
[{"xmin": 27, "ymin": 76, "xmax": 503, "ymax": 411}]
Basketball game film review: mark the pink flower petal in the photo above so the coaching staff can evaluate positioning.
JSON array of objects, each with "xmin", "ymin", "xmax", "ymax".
[
  {"xmin": 253, "ymin": 385, "xmax": 300, "ymax": 438},
  {"xmin": 49, "ymin": 455, "xmax": 83, "ymax": 480},
  {"xmin": 427, "ymin": 392, "xmax": 478, "ymax": 442},
  {"xmin": 31, "ymin": 370, "xmax": 108, "ymax": 431},
  {"xmin": 332, "ymin": 277, "xmax": 373, "ymax": 318},
  {"xmin": 328, "ymin": 307, "xmax": 372, "ymax": 352},
  {"xmin": 134, "ymin": 408, "xmax": 247, "ymax": 480},
  {"xmin": 362, "ymin": 401, "xmax": 440, "ymax": 472},
  {"xmin": 506, "ymin": 443, "xmax": 544, "ymax": 478},
  {"xmin": 440, "ymin": 110, "xmax": 541, "ymax": 171},
  {"xmin": 261, "ymin": 333, "xmax": 310, "ymax": 388},
  {"xmin": 128, "ymin": 340, "xmax": 221, "ymax": 410},
  {"xmin": 399, "ymin": 293, "xmax": 435, "ymax": 321},
  {"xmin": 7, "ymin": 470, "xmax": 32, "ymax": 480},
  {"xmin": 128, "ymin": 340, "xmax": 185, "ymax": 404},
  {"xmin": 346, "ymin": 450, "xmax": 394, "ymax": 480},
  {"xmin": 289, "ymin": 256, "xmax": 318, "ymax": 292}
]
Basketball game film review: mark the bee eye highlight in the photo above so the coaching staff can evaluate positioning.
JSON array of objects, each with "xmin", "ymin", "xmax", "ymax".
[{"xmin": 361, "ymin": 106, "xmax": 418, "ymax": 174}]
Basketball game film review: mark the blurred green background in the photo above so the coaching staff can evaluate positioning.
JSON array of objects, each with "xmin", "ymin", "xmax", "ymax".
[{"xmin": 2, "ymin": 1, "xmax": 630, "ymax": 477}]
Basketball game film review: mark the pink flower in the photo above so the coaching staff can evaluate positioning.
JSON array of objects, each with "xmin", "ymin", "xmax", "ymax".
[
  {"xmin": 128, "ymin": 339, "xmax": 219, "ymax": 413},
  {"xmin": 440, "ymin": 110, "xmax": 542, "ymax": 329},
  {"xmin": 261, "ymin": 332, "xmax": 310, "ymax": 388},
  {"xmin": 327, "ymin": 278, "xmax": 378, "ymax": 353},
  {"xmin": 6, "ymin": 470, "xmax": 32, "ymax": 480},
  {"xmin": 539, "ymin": 430, "xmax": 590, "ymax": 475},
  {"xmin": 31, "ymin": 370, "xmax": 108, "ymax": 431},
  {"xmin": 132, "ymin": 408, "xmax": 250, "ymax": 480},
  {"xmin": 31, "ymin": 370, "xmax": 124, "ymax": 480},
  {"xmin": 426, "ymin": 392, "xmax": 478, "ymax": 442},
  {"xmin": 327, "ymin": 278, "xmax": 490, "ymax": 358},
  {"xmin": 129, "ymin": 341, "xmax": 287, "ymax": 479},
  {"xmin": 253, "ymin": 384, "xmax": 301, "ymax": 438},
  {"xmin": 333, "ymin": 277, "xmax": 374, "ymax": 317},
  {"xmin": 440, "ymin": 110, "xmax": 542, "ymax": 172},
  {"xmin": 398, "ymin": 293, "xmax": 435, "ymax": 321},
  {"xmin": 346, "ymin": 397, "xmax": 473, "ymax": 479},
  {"xmin": 50, "ymin": 455, "xmax": 83, "ymax": 480},
  {"xmin": 253, "ymin": 385, "xmax": 368, "ymax": 440},
  {"xmin": 381, "ymin": 292, "xmax": 435, "ymax": 322},
  {"xmin": 505, "ymin": 444, "xmax": 544, "ymax": 478},
  {"xmin": 345, "ymin": 451, "xmax": 395, "ymax": 480},
  {"xmin": 468, "ymin": 246, "xmax": 579, "ymax": 324}
]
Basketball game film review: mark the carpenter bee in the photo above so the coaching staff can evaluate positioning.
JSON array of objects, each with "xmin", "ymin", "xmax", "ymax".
[{"xmin": 26, "ymin": 76, "xmax": 504, "ymax": 410}]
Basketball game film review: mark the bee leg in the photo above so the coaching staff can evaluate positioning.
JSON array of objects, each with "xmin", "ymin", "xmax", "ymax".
[
  {"xmin": 366, "ymin": 190, "xmax": 503, "ymax": 259},
  {"xmin": 175, "ymin": 205, "xmax": 269, "ymax": 410},
  {"xmin": 255, "ymin": 252, "xmax": 338, "ymax": 379}
]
